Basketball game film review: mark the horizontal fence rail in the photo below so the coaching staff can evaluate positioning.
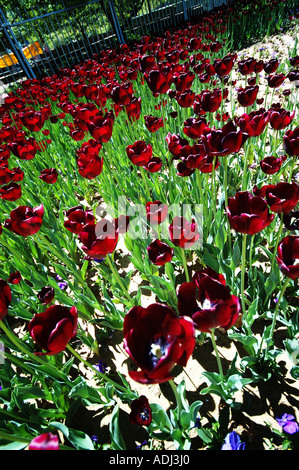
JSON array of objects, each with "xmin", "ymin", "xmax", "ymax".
[{"xmin": 0, "ymin": 0, "xmax": 228, "ymax": 94}]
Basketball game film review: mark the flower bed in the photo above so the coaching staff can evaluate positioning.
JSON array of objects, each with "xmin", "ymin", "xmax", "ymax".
[{"xmin": 0, "ymin": 0, "xmax": 298, "ymax": 452}]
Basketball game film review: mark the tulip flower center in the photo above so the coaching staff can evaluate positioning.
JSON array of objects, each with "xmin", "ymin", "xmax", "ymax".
[
  {"xmin": 149, "ymin": 336, "xmax": 168, "ymax": 368},
  {"xmin": 200, "ymin": 298, "xmax": 213, "ymax": 310}
]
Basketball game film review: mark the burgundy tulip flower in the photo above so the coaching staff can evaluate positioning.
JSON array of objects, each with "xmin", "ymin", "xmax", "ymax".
[
  {"xmin": 173, "ymin": 71, "xmax": 195, "ymax": 92},
  {"xmin": 177, "ymin": 268, "xmax": 241, "ymax": 332},
  {"xmin": 180, "ymin": 142, "xmax": 208, "ymax": 170},
  {"xmin": 111, "ymin": 82, "xmax": 134, "ymax": 106},
  {"xmin": 129, "ymin": 395, "xmax": 152, "ymax": 426},
  {"xmin": 39, "ymin": 168, "xmax": 58, "ymax": 184},
  {"xmin": 78, "ymin": 220, "xmax": 118, "ymax": 259},
  {"xmin": 123, "ymin": 303, "xmax": 196, "ymax": 384},
  {"xmin": 0, "ymin": 182, "xmax": 22, "ymax": 201},
  {"xmin": 267, "ymin": 73, "xmax": 285, "ymax": 88},
  {"xmin": 276, "ymin": 235, "xmax": 299, "ymax": 280},
  {"xmin": 19, "ymin": 110, "xmax": 46, "ymax": 132},
  {"xmin": 7, "ymin": 270, "xmax": 22, "ymax": 285},
  {"xmin": 269, "ymin": 108, "xmax": 295, "ymax": 130},
  {"xmin": 264, "ymin": 58, "xmax": 279, "ymax": 74},
  {"xmin": 0, "ymin": 279, "xmax": 12, "ymax": 321},
  {"xmin": 235, "ymin": 109, "xmax": 269, "ymax": 137},
  {"xmin": 37, "ymin": 286, "xmax": 55, "ymax": 305},
  {"xmin": 144, "ymin": 68, "xmax": 172, "ymax": 96},
  {"xmin": 144, "ymin": 156, "xmax": 163, "ymax": 173},
  {"xmin": 260, "ymin": 155, "xmax": 286, "ymax": 175},
  {"xmin": 202, "ymin": 120, "xmax": 245, "ymax": 157},
  {"xmin": 169, "ymin": 216, "xmax": 199, "ymax": 249},
  {"xmin": 77, "ymin": 153, "xmax": 104, "ymax": 179},
  {"xmin": 28, "ymin": 304, "xmax": 78, "ymax": 355},
  {"xmin": 214, "ymin": 53, "xmax": 235, "ymax": 77},
  {"xmin": 197, "ymin": 88, "xmax": 222, "ymax": 113},
  {"xmin": 238, "ymin": 58, "xmax": 256, "ymax": 75},
  {"xmin": 227, "ymin": 191, "xmax": 275, "ymax": 235},
  {"xmin": 64, "ymin": 206, "xmax": 95, "ymax": 234},
  {"xmin": 165, "ymin": 133, "xmax": 188, "ymax": 158},
  {"xmin": 183, "ymin": 117, "xmax": 207, "ymax": 139},
  {"xmin": 144, "ymin": 114, "xmax": 164, "ymax": 133},
  {"xmin": 86, "ymin": 115, "xmax": 113, "ymax": 143},
  {"xmin": 126, "ymin": 140, "xmax": 152, "ymax": 166},
  {"xmin": 146, "ymin": 200, "xmax": 168, "ymax": 225},
  {"xmin": 237, "ymin": 85, "xmax": 259, "ymax": 107},
  {"xmin": 4, "ymin": 204, "xmax": 44, "ymax": 236},
  {"xmin": 147, "ymin": 239, "xmax": 173, "ymax": 266},
  {"xmin": 9, "ymin": 137, "xmax": 38, "ymax": 160},
  {"xmin": 283, "ymin": 127, "xmax": 299, "ymax": 156},
  {"xmin": 254, "ymin": 182, "xmax": 299, "ymax": 214},
  {"xmin": 29, "ymin": 433, "xmax": 59, "ymax": 450},
  {"xmin": 175, "ymin": 89, "xmax": 196, "ymax": 108},
  {"xmin": 125, "ymin": 97, "xmax": 142, "ymax": 123}
]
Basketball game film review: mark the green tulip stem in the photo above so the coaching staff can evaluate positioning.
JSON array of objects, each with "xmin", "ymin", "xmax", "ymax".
[
  {"xmin": 269, "ymin": 277, "xmax": 291, "ymax": 340},
  {"xmin": 210, "ymin": 329, "xmax": 224, "ymax": 381},
  {"xmin": 169, "ymin": 379, "xmax": 182, "ymax": 422},
  {"xmin": 271, "ymin": 214, "xmax": 284, "ymax": 272},
  {"xmin": 241, "ymin": 140, "xmax": 250, "ymax": 191},
  {"xmin": 241, "ymin": 233, "xmax": 247, "ymax": 318},
  {"xmin": 180, "ymin": 247, "xmax": 190, "ymax": 282},
  {"xmin": 105, "ymin": 254, "xmax": 132, "ymax": 303}
]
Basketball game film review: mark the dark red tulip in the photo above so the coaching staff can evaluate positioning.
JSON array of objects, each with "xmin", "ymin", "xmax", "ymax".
[
  {"xmin": 165, "ymin": 133, "xmax": 188, "ymax": 158},
  {"xmin": 173, "ymin": 71, "xmax": 195, "ymax": 92},
  {"xmin": 202, "ymin": 120, "xmax": 245, "ymax": 157},
  {"xmin": 123, "ymin": 303, "xmax": 195, "ymax": 384},
  {"xmin": 29, "ymin": 433, "xmax": 59, "ymax": 450},
  {"xmin": 264, "ymin": 58, "xmax": 279, "ymax": 74},
  {"xmin": 276, "ymin": 235, "xmax": 299, "ymax": 280},
  {"xmin": 28, "ymin": 304, "xmax": 78, "ymax": 355},
  {"xmin": 64, "ymin": 206, "xmax": 95, "ymax": 234},
  {"xmin": 169, "ymin": 216, "xmax": 199, "ymax": 249},
  {"xmin": 111, "ymin": 82, "xmax": 134, "ymax": 106},
  {"xmin": 139, "ymin": 54, "xmax": 156, "ymax": 73},
  {"xmin": 144, "ymin": 68, "xmax": 172, "ymax": 96},
  {"xmin": 235, "ymin": 108, "xmax": 269, "ymax": 137},
  {"xmin": 260, "ymin": 155, "xmax": 286, "ymax": 175},
  {"xmin": 0, "ymin": 182, "xmax": 22, "ymax": 201},
  {"xmin": 7, "ymin": 270, "xmax": 22, "ymax": 285},
  {"xmin": 254, "ymin": 182, "xmax": 299, "ymax": 214},
  {"xmin": 0, "ymin": 279, "xmax": 12, "ymax": 320},
  {"xmin": 147, "ymin": 239, "xmax": 173, "ymax": 266},
  {"xmin": 78, "ymin": 220, "xmax": 118, "ymax": 259},
  {"xmin": 269, "ymin": 108, "xmax": 295, "ymax": 130},
  {"xmin": 129, "ymin": 395, "xmax": 152, "ymax": 426},
  {"xmin": 146, "ymin": 201, "xmax": 168, "ymax": 225},
  {"xmin": 19, "ymin": 110, "xmax": 45, "ymax": 132},
  {"xmin": 180, "ymin": 142, "xmax": 210, "ymax": 170},
  {"xmin": 112, "ymin": 214, "xmax": 130, "ymax": 234},
  {"xmin": 9, "ymin": 137, "xmax": 38, "ymax": 160},
  {"xmin": 183, "ymin": 117, "xmax": 207, "ymax": 139},
  {"xmin": 238, "ymin": 58, "xmax": 256, "ymax": 75},
  {"xmin": 37, "ymin": 286, "xmax": 55, "ymax": 305},
  {"xmin": 86, "ymin": 115, "xmax": 113, "ymax": 143},
  {"xmin": 125, "ymin": 97, "xmax": 142, "ymax": 123},
  {"xmin": 77, "ymin": 153, "xmax": 103, "ymax": 179},
  {"xmin": 283, "ymin": 127, "xmax": 299, "ymax": 156},
  {"xmin": 126, "ymin": 140, "xmax": 152, "ymax": 166},
  {"xmin": 267, "ymin": 73, "xmax": 285, "ymax": 88},
  {"xmin": 144, "ymin": 115, "xmax": 164, "ymax": 133},
  {"xmin": 197, "ymin": 88, "xmax": 222, "ymax": 113},
  {"xmin": 177, "ymin": 268, "xmax": 241, "ymax": 332},
  {"xmin": 144, "ymin": 156, "xmax": 163, "ymax": 173},
  {"xmin": 237, "ymin": 85, "xmax": 259, "ymax": 107},
  {"xmin": 4, "ymin": 204, "xmax": 44, "ymax": 236},
  {"xmin": 175, "ymin": 89, "xmax": 195, "ymax": 108},
  {"xmin": 227, "ymin": 191, "xmax": 275, "ymax": 235},
  {"xmin": 39, "ymin": 168, "xmax": 58, "ymax": 184},
  {"xmin": 176, "ymin": 161, "xmax": 195, "ymax": 177},
  {"xmin": 214, "ymin": 53, "xmax": 235, "ymax": 77}
]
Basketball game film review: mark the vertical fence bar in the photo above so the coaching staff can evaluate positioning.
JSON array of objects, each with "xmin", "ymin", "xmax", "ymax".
[{"xmin": 108, "ymin": 0, "xmax": 124, "ymax": 44}]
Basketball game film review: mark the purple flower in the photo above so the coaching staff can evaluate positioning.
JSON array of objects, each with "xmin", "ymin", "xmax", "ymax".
[
  {"xmin": 276, "ymin": 414, "xmax": 299, "ymax": 434},
  {"xmin": 94, "ymin": 359, "xmax": 108, "ymax": 374},
  {"xmin": 56, "ymin": 275, "xmax": 68, "ymax": 290},
  {"xmin": 221, "ymin": 431, "xmax": 246, "ymax": 450}
]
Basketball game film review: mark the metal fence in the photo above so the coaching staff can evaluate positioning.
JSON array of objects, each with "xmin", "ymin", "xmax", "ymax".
[{"xmin": 0, "ymin": 0, "xmax": 228, "ymax": 93}]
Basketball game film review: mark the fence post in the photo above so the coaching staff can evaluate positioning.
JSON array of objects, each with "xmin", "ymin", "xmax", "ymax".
[
  {"xmin": 182, "ymin": 0, "xmax": 188, "ymax": 21},
  {"xmin": 0, "ymin": 8, "xmax": 36, "ymax": 80},
  {"xmin": 107, "ymin": 0, "xmax": 124, "ymax": 45}
]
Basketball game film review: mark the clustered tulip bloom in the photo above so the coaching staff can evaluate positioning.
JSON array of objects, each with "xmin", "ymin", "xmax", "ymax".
[
  {"xmin": 78, "ymin": 219, "xmax": 118, "ymax": 259},
  {"xmin": 283, "ymin": 127, "xmax": 299, "ymax": 156},
  {"xmin": 126, "ymin": 140, "xmax": 153, "ymax": 166},
  {"xmin": 0, "ymin": 279, "xmax": 12, "ymax": 321},
  {"xmin": 145, "ymin": 200, "xmax": 168, "ymax": 225},
  {"xmin": 123, "ymin": 303, "xmax": 195, "ymax": 384},
  {"xmin": 259, "ymin": 155, "xmax": 287, "ymax": 175},
  {"xmin": 147, "ymin": 239, "xmax": 173, "ymax": 266},
  {"xmin": 253, "ymin": 182, "xmax": 299, "ymax": 214},
  {"xmin": 64, "ymin": 206, "xmax": 95, "ymax": 234},
  {"xmin": 276, "ymin": 236, "xmax": 299, "ymax": 280},
  {"xmin": 4, "ymin": 204, "xmax": 44, "ymax": 236},
  {"xmin": 227, "ymin": 191, "xmax": 274, "ymax": 235},
  {"xmin": 28, "ymin": 304, "xmax": 78, "ymax": 355},
  {"xmin": 169, "ymin": 216, "xmax": 200, "ymax": 249},
  {"xmin": 177, "ymin": 267, "xmax": 241, "ymax": 332},
  {"xmin": 129, "ymin": 395, "xmax": 152, "ymax": 426}
]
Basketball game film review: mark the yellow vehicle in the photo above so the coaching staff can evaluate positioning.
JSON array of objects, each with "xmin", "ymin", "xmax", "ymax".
[{"xmin": 0, "ymin": 41, "xmax": 43, "ymax": 68}]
